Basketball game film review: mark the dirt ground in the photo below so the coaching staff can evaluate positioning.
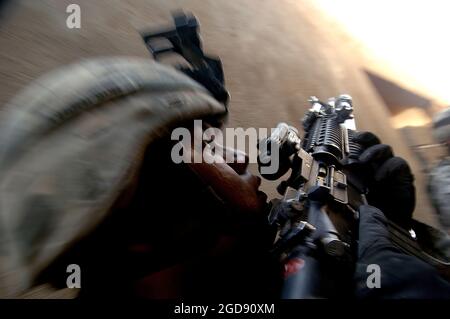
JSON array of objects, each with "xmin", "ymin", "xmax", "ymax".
[{"xmin": 0, "ymin": 0, "xmax": 442, "ymax": 297}]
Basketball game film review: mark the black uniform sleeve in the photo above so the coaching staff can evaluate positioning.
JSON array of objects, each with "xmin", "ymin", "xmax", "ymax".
[{"xmin": 354, "ymin": 205, "xmax": 450, "ymax": 299}]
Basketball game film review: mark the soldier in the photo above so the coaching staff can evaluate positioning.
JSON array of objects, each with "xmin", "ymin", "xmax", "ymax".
[
  {"xmin": 428, "ymin": 107, "xmax": 450, "ymax": 231},
  {"xmin": 0, "ymin": 57, "xmax": 276, "ymax": 298},
  {"xmin": 1, "ymin": 57, "xmax": 449, "ymax": 299}
]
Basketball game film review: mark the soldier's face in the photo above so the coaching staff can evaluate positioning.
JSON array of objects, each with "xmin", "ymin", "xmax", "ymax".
[{"xmin": 187, "ymin": 138, "xmax": 268, "ymax": 216}]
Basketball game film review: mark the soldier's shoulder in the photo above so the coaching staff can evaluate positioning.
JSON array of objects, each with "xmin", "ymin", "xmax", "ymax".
[
  {"xmin": 429, "ymin": 157, "xmax": 450, "ymax": 192},
  {"xmin": 431, "ymin": 157, "xmax": 450, "ymax": 175}
]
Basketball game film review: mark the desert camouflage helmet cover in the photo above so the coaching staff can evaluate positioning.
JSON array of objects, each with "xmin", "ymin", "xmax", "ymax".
[
  {"xmin": 0, "ymin": 57, "xmax": 227, "ymax": 296},
  {"xmin": 433, "ymin": 107, "xmax": 450, "ymax": 144}
]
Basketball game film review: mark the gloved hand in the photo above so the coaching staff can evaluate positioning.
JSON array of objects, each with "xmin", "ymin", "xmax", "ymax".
[
  {"xmin": 350, "ymin": 131, "xmax": 415, "ymax": 228},
  {"xmin": 355, "ymin": 205, "xmax": 450, "ymax": 299}
]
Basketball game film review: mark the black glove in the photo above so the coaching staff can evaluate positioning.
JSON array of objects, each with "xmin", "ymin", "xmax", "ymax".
[
  {"xmin": 355, "ymin": 205, "xmax": 450, "ymax": 299},
  {"xmin": 351, "ymin": 131, "xmax": 415, "ymax": 229}
]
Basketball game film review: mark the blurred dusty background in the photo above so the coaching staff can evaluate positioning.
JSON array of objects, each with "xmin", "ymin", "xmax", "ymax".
[{"xmin": 0, "ymin": 0, "xmax": 447, "ymax": 297}]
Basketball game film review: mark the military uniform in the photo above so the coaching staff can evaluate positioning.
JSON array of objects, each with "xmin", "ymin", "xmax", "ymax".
[{"xmin": 428, "ymin": 157, "xmax": 450, "ymax": 231}]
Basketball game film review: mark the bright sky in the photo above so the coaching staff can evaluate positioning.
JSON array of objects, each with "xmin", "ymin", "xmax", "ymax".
[{"xmin": 314, "ymin": 0, "xmax": 450, "ymax": 105}]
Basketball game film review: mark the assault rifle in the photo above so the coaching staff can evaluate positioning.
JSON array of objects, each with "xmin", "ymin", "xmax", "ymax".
[
  {"xmin": 142, "ymin": 11, "xmax": 450, "ymax": 299},
  {"xmin": 257, "ymin": 95, "xmax": 368, "ymax": 298},
  {"xmin": 257, "ymin": 95, "xmax": 450, "ymax": 298}
]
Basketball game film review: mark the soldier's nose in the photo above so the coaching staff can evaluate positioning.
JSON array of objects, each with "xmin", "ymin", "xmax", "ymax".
[{"xmin": 225, "ymin": 147, "xmax": 249, "ymax": 175}]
